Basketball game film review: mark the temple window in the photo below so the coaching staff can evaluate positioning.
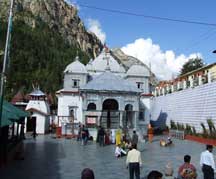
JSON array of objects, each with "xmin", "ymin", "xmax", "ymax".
[
  {"xmin": 72, "ymin": 79, "xmax": 80, "ymax": 88},
  {"xmin": 136, "ymin": 82, "xmax": 143, "ymax": 89}
]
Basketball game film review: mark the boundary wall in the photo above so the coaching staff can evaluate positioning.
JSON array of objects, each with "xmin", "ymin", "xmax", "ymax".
[{"xmin": 151, "ymin": 81, "xmax": 216, "ymax": 132}]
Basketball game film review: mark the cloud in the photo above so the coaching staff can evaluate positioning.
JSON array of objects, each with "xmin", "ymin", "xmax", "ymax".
[
  {"xmin": 65, "ymin": 0, "xmax": 80, "ymax": 10},
  {"xmin": 87, "ymin": 18, "xmax": 106, "ymax": 44},
  {"xmin": 121, "ymin": 38, "xmax": 202, "ymax": 80}
]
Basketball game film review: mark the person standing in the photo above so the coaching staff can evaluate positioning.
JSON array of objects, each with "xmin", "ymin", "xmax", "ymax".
[
  {"xmin": 200, "ymin": 145, "xmax": 216, "ymax": 179},
  {"xmin": 84, "ymin": 127, "xmax": 89, "ymax": 145},
  {"xmin": 105, "ymin": 129, "xmax": 110, "ymax": 145},
  {"xmin": 32, "ymin": 117, "xmax": 37, "ymax": 139},
  {"xmin": 81, "ymin": 125, "xmax": 86, "ymax": 145},
  {"xmin": 98, "ymin": 126, "xmax": 105, "ymax": 146},
  {"xmin": 111, "ymin": 129, "xmax": 115, "ymax": 144},
  {"xmin": 116, "ymin": 128, "xmax": 121, "ymax": 145},
  {"xmin": 132, "ymin": 130, "xmax": 138, "ymax": 146},
  {"xmin": 147, "ymin": 124, "xmax": 154, "ymax": 143},
  {"xmin": 126, "ymin": 143, "xmax": 142, "ymax": 179},
  {"xmin": 77, "ymin": 122, "xmax": 82, "ymax": 141}
]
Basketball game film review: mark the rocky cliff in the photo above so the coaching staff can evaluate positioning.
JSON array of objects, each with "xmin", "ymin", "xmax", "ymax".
[
  {"xmin": 111, "ymin": 48, "xmax": 158, "ymax": 84},
  {"xmin": 0, "ymin": 0, "xmax": 103, "ymax": 57}
]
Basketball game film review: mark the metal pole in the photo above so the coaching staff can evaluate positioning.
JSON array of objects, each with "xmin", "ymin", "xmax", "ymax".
[{"xmin": 0, "ymin": 0, "xmax": 14, "ymax": 131}]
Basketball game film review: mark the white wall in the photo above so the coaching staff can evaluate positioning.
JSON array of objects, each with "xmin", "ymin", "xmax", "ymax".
[
  {"xmin": 151, "ymin": 81, "xmax": 216, "ymax": 132},
  {"xmin": 24, "ymin": 113, "xmax": 49, "ymax": 134},
  {"xmin": 26, "ymin": 100, "xmax": 50, "ymax": 114},
  {"xmin": 57, "ymin": 93, "xmax": 83, "ymax": 124},
  {"xmin": 126, "ymin": 76, "xmax": 149, "ymax": 94},
  {"xmin": 140, "ymin": 97, "xmax": 151, "ymax": 124},
  {"xmin": 64, "ymin": 73, "xmax": 87, "ymax": 90}
]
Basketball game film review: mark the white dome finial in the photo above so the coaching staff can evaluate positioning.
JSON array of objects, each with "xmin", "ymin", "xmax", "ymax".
[{"xmin": 75, "ymin": 56, "xmax": 79, "ymax": 61}]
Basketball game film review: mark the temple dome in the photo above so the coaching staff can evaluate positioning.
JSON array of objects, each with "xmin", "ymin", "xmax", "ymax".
[
  {"xmin": 90, "ymin": 49, "xmax": 121, "ymax": 73},
  {"xmin": 86, "ymin": 59, "xmax": 94, "ymax": 71},
  {"xmin": 64, "ymin": 56, "xmax": 87, "ymax": 74},
  {"xmin": 127, "ymin": 64, "xmax": 150, "ymax": 77},
  {"xmin": 29, "ymin": 89, "xmax": 45, "ymax": 96}
]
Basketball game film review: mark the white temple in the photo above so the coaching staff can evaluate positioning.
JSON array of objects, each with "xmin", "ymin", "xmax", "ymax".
[
  {"xmin": 56, "ymin": 48, "xmax": 152, "ymax": 136},
  {"xmin": 25, "ymin": 89, "xmax": 50, "ymax": 134}
]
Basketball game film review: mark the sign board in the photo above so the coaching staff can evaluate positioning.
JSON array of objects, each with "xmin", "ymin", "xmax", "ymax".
[{"xmin": 86, "ymin": 117, "xmax": 97, "ymax": 124}]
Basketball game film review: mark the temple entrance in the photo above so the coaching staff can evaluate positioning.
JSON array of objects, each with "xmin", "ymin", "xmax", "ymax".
[
  {"xmin": 27, "ymin": 116, "xmax": 36, "ymax": 132},
  {"xmin": 101, "ymin": 99, "xmax": 119, "ymax": 128}
]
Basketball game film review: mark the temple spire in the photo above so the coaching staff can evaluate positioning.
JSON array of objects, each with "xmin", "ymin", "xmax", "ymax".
[{"xmin": 103, "ymin": 44, "xmax": 111, "ymax": 71}]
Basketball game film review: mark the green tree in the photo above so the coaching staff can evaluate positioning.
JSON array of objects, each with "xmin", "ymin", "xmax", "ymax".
[
  {"xmin": 180, "ymin": 57, "xmax": 204, "ymax": 75},
  {"xmin": 0, "ymin": 19, "xmax": 90, "ymax": 100}
]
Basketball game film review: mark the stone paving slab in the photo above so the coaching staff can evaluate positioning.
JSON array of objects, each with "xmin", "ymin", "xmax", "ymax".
[{"xmin": 0, "ymin": 135, "xmax": 215, "ymax": 179}]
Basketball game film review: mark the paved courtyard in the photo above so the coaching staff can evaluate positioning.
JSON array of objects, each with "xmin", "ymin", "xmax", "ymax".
[{"xmin": 0, "ymin": 135, "xmax": 215, "ymax": 179}]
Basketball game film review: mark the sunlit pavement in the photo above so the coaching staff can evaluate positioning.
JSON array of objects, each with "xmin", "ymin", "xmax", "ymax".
[{"xmin": 0, "ymin": 135, "xmax": 214, "ymax": 179}]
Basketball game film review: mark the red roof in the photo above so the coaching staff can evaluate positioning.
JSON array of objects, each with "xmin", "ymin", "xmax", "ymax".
[
  {"xmin": 11, "ymin": 90, "xmax": 25, "ymax": 104},
  {"xmin": 141, "ymin": 93, "xmax": 154, "ymax": 97}
]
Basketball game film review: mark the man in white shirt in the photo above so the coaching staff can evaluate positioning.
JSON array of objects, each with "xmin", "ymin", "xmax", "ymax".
[
  {"xmin": 126, "ymin": 143, "xmax": 142, "ymax": 179},
  {"xmin": 200, "ymin": 145, "xmax": 216, "ymax": 179}
]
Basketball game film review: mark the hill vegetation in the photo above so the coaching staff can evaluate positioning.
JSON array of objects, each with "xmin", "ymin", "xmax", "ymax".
[{"xmin": 0, "ymin": 18, "xmax": 89, "ymax": 100}]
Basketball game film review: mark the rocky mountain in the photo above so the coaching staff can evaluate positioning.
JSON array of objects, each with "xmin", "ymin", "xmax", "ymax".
[
  {"xmin": 0, "ymin": 0, "xmax": 103, "ymax": 100},
  {"xmin": 111, "ymin": 48, "xmax": 158, "ymax": 84},
  {"xmin": 0, "ymin": 0, "xmax": 156, "ymax": 101},
  {"xmin": 0, "ymin": 0, "xmax": 103, "ymax": 57}
]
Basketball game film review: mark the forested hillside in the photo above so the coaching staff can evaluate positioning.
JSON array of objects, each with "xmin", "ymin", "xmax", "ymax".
[
  {"xmin": 0, "ymin": 0, "xmax": 103, "ymax": 102},
  {"xmin": 0, "ymin": 18, "xmax": 89, "ymax": 100}
]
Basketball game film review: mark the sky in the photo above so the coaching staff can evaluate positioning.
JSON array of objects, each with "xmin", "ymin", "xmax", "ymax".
[{"xmin": 65, "ymin": 0, "xmax": 216, "ymax": 80}]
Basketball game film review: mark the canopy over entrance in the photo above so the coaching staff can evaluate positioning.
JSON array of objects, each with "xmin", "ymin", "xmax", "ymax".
[{"xmin": 1, "ymin": 100, "xmax": 30, "ymax": 127}]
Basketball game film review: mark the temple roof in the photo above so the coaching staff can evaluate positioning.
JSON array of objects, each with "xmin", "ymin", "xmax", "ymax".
[
  {"xmin": 81, "ymin": 71, "xmax": 141, "ymax": 93},
  {"xmin": 11, "ymin": 90, "xmax": 26, "ymax": 104},
  {"xmin": 29, "ymin": 89, "xmax": 45, "ymax": 96}
]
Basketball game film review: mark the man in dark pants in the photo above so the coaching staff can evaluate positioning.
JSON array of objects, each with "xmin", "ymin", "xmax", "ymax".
[
  {"xmin": 126, "ymin": 143, "xmax": 142, "ymax": 179},
  {"xmin": 98, "ymin": 126, "xmax": 105, "ymax": 146},
  {"xmin": 131, "ymin": 130, "xmax": 138, "ymax": 146},
  {"xmin": 32, "ymin": 117, "xmax": 37, "ymax": 139},
  {"xmin": 200, "ymin": 145, "xmax": 215, "ymax": 179}
]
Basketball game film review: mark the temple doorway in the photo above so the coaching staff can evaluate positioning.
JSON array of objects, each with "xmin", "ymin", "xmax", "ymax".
[{"xmin": 101, "ymin": 99, "xmax": 119, "ymax": 128}]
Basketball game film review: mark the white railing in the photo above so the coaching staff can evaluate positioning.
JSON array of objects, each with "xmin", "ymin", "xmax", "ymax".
[{"xmin": 169, "ymin": 129, "xmax": 185, "ymax": 140}]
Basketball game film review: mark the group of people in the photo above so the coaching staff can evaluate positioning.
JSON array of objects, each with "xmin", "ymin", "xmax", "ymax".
[
  {"xmin": 78, "ymin": 124, "xmax": 215, "ymax": 179},
  {"xmin": 165, "ymin": 144, "xmax": 215, "ymax": 179},
  {"xmin": 160, "ymin": 136, "xmax": 173, "ymax": 147},
  {"xmin": 121, "ymin": 132, "xmax": 215, "ymax": 179},
  {"xmin": 115, "ymin": 130, "xmax": 139, "ymax": 158},
  {"xmin": 81, "ymin": 167, "xmax": 163, "ymax": 179},
  {"xmin": 97, "ymin": 126, "xmax": 130, "ymax": 147},
  {"xmin": 125, "ymin": 144, "xmax": 216, "ymax": 179}
]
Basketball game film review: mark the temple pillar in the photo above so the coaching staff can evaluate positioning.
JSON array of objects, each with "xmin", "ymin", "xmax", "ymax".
[{"xmin": 119, "ymin": 111, "xmax": 123, "ymax": 128}]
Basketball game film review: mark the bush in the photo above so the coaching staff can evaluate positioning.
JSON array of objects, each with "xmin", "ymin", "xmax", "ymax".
[
  {"xmin": 192, "ymin": 126, "xmax": 197, "ymax": 135},
  {"xmin": 170, "ymin": 120, "xmax": 177, "ymax": 129},
  {"xmin": 177, "ymin": 122, "xmax": 185, "ymax": 130},
  {"xmin": 200, "ymin": 123, "xmax": 208, "ymax": 138},
  {"xmin": 207, "ymin": 119, "xmax": 216, "ymax": 139},
  {"xmin": 185, "ymin": 124, "xmax": 193, "ymax": 135}
]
